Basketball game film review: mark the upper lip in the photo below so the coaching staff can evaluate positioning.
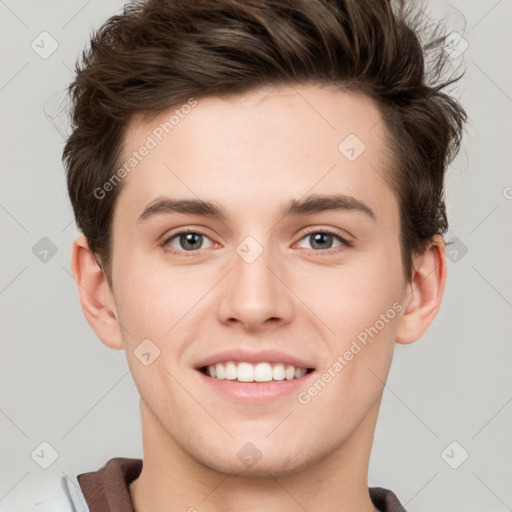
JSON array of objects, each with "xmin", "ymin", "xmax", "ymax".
[{"xmin": 194, "ymin": 349, "xmax": 316, "ymax": 370}]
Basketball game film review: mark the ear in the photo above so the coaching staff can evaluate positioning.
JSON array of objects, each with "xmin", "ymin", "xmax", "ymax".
[
  {"xmin": 71, "ymin": 234, "xmax": 124, "ymax": 350},
  {"xmin": 395, "ymin": 235, "xmax": 447, "ymax": 344}
]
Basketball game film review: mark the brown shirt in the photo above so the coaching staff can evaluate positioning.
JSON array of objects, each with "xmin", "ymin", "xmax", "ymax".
[{"xmin": 77, "ymin": 457, "xmax": 407, "ymax": 512}]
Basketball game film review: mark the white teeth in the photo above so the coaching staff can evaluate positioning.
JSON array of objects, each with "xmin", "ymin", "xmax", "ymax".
[
  {"xmin": 237, "ymin": 362, "xmax": 254, "ymax": 382},
  {"xmin": 215, "ymin": 363, "xmax": 225, "ymax": 379},
  {"xmin": 224, "ymin": 361, "xmax": 237, "ymax": 380},
  {"xmin": 254, "ymin": 362, "xmax": 273, "ymax": 382},
  {"xmin": 205, "ymin": 361, "xmax": 309, "ymax": 382},
  {"xmin": 272, "ymin": 363, "xmax": 285, "ymax": 381}
]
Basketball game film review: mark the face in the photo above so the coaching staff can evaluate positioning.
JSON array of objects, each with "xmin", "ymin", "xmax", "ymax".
[{"xmin": 108, "ymin": 84, "xmax": 409, "ymax": 476}]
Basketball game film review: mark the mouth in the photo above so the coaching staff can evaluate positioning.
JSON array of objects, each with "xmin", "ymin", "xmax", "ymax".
[{"xmin": 198, "ymin": 361, "xmax": 315, "ymax": 383}]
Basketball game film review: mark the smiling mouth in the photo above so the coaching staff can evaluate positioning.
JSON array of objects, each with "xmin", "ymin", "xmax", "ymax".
[{"xmin": 199, "ymin": 361, "xmax": 315, "ymax": 382}]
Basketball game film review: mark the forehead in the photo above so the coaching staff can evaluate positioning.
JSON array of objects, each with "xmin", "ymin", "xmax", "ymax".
[{"xmin": 115, "ymin": 84, "xmax": 397, "ymax": 227}]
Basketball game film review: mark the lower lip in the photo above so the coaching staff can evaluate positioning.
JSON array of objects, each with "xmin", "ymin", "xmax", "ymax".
[{"xmin": 196, "ymin": 369, "xmax": 316, "ymax": 402}]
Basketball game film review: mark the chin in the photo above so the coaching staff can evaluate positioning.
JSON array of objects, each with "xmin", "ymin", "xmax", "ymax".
[
  {"xmin": 185, "ymin": 437, "xmax": 320, "ymax": 478},
  {"xmin": 201, "ymin": 453, "xmax": 309, "ymax": 478}
]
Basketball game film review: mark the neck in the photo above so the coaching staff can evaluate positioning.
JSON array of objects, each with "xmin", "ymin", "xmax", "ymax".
[{"xmin": 129, "ymin": 399, "xmax": 381, "ymax": 512}]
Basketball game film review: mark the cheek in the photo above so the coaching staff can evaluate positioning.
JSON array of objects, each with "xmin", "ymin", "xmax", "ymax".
[
  {"xmin": 112, "ymin": 250, "xmax": 220, "ymax": 353},
  {"xmin": 111, "ymin": 250, "xmax": 176, "ymax": 341},
  {"xmin": 117, "ymin": 281, "xmax": 180, "ymax": 342},
  {"xmin": 296, "ymin": 242, "xmax": 404, "ymax": 336},
  {"xmin": 297, "ymin": 269, "xmax": 402, "ymax": 425}
]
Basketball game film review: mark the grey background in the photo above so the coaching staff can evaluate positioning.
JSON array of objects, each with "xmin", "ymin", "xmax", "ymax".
[{"xmin": 1, "ymin": 1, "xmax": 511, "ymax": 510}]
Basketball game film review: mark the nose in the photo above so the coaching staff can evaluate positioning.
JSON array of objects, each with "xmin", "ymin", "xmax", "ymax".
[{"xmin": 216, "ymin": 244, "xmax": 295, "ymax": 332}]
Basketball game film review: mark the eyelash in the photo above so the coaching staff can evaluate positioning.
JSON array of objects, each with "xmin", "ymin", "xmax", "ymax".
[
  {"xmin": 161, "ymin": 227, "xmax": 353, "ymax": 257},
  {"xmin": 300, "ymin": 228, "xmax": 353, "ymax": 254}
]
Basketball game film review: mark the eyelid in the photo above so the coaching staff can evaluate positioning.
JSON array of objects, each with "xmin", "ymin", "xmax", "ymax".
[
  {"xmin": 161, "ymin": 226, "xmax": 353, "ymax": 256},
  {"xmin": 296, "ymin": 227, "xmax": 353, "ymax": 248},
  {"xmin": 161, "ymin": 227, "xmax": 217, "ymax": 255},
  {"xmin": 162, "ymin": 226, "xmax": 211, "ymax": 242}
]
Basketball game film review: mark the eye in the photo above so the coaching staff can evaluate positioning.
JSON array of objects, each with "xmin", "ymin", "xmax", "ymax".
[
  {"xmin": 161, "ymin": 228, "xmax": 351, "ymax": 256},
  {"xmin": 163, "ymin": 229, "xmax": 215, "ymax": 253},
  {"xmin": 296, "ymin": 230, "xmax": 352, "ymax": 252}
]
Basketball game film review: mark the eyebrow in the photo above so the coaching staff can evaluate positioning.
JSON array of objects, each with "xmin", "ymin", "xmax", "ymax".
[{"xmin": 137, "ymin": 193, "xmax": 376, "ymax": 223}]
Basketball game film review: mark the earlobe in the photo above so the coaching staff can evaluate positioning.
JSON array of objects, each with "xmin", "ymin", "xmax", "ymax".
[
  {"xmin": 71, "ymin": 234, "xmax": 124, "ymax": 350},
  {"xmin": 395, "ymin": 235, "xmax": 447, "ymax": 345}
]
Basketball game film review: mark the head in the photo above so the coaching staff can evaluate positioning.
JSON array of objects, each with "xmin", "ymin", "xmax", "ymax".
[{"xmin": 65, "ymin": 0, "xmax": 466, "ymax": 476}]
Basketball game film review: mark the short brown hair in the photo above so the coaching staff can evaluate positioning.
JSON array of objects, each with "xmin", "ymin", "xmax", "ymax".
[{"xmin": 63, "ymin": 0, "xmax": 467, "ymax": 286}]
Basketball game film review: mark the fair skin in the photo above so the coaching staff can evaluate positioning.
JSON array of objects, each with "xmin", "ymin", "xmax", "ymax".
[{"xmin": 72, "ymin": 84, "xmax": 446, "ymax": 512}]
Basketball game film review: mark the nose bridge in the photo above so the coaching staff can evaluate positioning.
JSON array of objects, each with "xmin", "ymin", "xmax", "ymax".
[{"xmin": 217, "ymin": 236, "xmax": 293, "ymax": 328}]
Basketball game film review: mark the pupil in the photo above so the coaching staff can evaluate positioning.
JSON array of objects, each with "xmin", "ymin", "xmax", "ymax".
[
  {"xmin": 181, "ymin": 233, "xmax": 202, "ymax": 250},
  {"xmin": 311, "ymin": 233, "xmax": 332, "ymax": 250}
]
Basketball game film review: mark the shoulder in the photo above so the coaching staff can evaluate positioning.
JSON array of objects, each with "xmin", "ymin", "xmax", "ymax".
[
  {"xmin": 369, "ymin": 486, "xmax": 407, "ymax": 512},
  {"xmin": 8, "ymin": 457, "xmax": 141, "ymax": 512},
  {"xmin": 3, "ymin": 474, "xmax": 89, "ymax": 512}
]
